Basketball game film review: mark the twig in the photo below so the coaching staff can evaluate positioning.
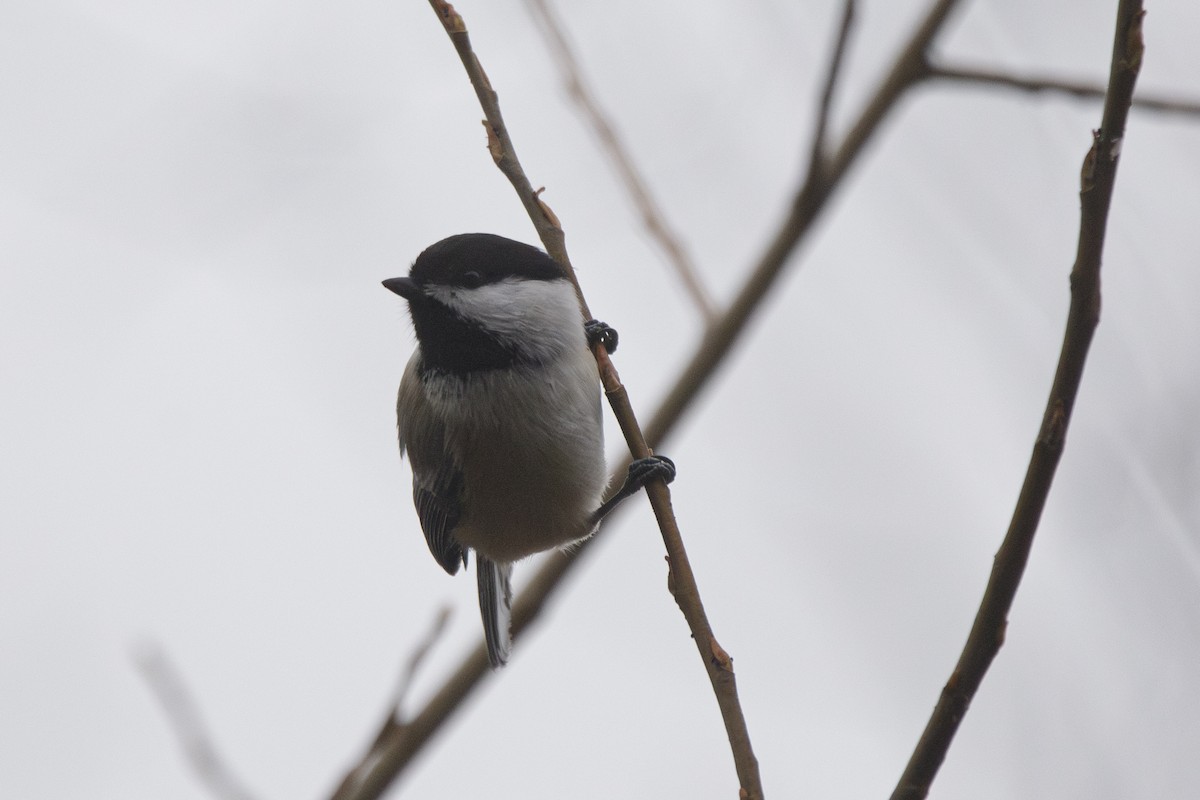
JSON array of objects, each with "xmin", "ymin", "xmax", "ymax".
[
  {"xmin": 424, "ymin": 1, "xmax": 568, "ymax": 280},
  {"xmin": 134, "ymin": 642, "xmax": 260, "ymax": 800},
  {"xmin": 524, "ymin": 0, "xmax": 718, "ymax": 323},
  {"xmin": 926, "ymin": 60, "xmax": 1199, "ymax": 116},
  {"xmin": 808, "ymin": 0, "xmax": 857, "ymax": 182},
  {"xmin": 331, "ymin": 1, "xmax": 965, "ymax": 798},
  {"xmin": 390, "ymin": 606, "xmax": 452, "ymax": 720},
  {"xmin": 888, "ymin": 4, "xmax": 1145, "ymax": 800},
  {"xmin": 425, "ymin": 0, "xmax": 761, "ymax": 795}
]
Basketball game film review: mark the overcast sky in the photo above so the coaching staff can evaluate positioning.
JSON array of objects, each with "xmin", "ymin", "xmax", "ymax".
[{"xmin": 3, "ymin": 1, "xmax": 1199, "ymax": 798}]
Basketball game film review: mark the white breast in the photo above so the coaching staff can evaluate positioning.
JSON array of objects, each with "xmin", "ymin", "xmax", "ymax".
[{"xmin": 418, "ymin": 279, "xmax": 608, "ymax": 562}]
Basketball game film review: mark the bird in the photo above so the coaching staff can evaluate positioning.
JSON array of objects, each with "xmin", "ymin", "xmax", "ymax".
[{"xmin": 384, "ymin": 233, "xmax": 675, "ymax": 667}]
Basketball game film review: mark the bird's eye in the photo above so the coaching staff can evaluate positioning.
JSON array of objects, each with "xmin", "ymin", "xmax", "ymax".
[{"xmin": 461, "ymin": 271, "xmax": 484, "ymax": 288}]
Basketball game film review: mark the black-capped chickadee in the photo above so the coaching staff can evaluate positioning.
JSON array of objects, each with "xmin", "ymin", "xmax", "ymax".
[{"xmin": 384, "ymin": 233, "xmax": 675, "ymax": 668}]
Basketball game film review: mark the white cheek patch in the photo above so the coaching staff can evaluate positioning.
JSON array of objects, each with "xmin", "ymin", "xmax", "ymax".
[{"xmin": 429, "ymin": 278, "xmax": 585, "ymax": 361}]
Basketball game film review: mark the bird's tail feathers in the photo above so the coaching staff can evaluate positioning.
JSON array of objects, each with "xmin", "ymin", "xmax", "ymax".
[{"xmin": 477, "ymin": 556, "xmax": 513, "ymax": 668}]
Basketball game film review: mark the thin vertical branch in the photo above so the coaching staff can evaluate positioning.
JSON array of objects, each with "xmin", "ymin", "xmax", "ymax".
[
  {"xmin": 424, "ymin": 1, "xmax": 761, "ymax": 795},
  {"xmin": 524, "ymin": 0, "xmax": 718, "ymax": 323},
  {"xmin": 889, "ymin": 4, "xmax": 1145, "ymax": 799}
]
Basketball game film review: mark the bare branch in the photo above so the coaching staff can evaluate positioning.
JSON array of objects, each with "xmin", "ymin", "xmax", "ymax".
[
  {"xmin": 927, "ymin": 60, "xmax": 1200, "ymax": 116},
  {"xmin": 889, "ymin": 4, "xmax": 1146, "ymax": 799},
  {"xmin": 423, "ymin": 0, "xmax": 571, "ymax": 289},
  {"xmin": 422, "ymin": 0, "xmax": 760, "ymax": 795},
  {"xmin": 134, "ymin": 642, "xmax": 260, "ymax": 800},
  {"xmin": 333, "ymin": 1, "xmax": 966, "ymax": 798},
  {"xmin": 524, "ymin": 0, "xmax": 718, "ymax": 323}
]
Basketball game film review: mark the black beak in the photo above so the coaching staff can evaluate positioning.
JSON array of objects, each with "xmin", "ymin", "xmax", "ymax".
[{"xmin": 382, "ymin": 276, "xmax": 421, "ymax": 302}]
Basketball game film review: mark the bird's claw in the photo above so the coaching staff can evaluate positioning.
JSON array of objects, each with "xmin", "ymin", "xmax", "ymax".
[
  {"xmin": 627, "ymin": 455, "xmax": 676, "ymax": 488},
  {"xmin": 584, "ymin": 319, "xmax": 619, "ymax": 354}
]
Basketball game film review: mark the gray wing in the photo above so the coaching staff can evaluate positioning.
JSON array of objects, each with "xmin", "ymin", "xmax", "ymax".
[
  {"xmin": 397, "ymin": 355, "xmax": 467, "ymax": 575},
  {"xmin": 412, "ymin": 461, "xmax": 466, "ymax": 575}
]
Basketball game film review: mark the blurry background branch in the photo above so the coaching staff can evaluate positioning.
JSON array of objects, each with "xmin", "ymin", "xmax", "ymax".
[
  {"xmin": 808, "ymin": 0, "xmax": 857, "ymax": 183},
  {"xmin": 524, "ymin": 0, "xmax": 717, "ymax": 323},
  {"xmin": 889, "ymin": 3, "xmax": 1145, "ymax": 799},
  {"xmin": 329, "ymin": 607, "xmax": 451, "ymax": 800},
  {"xmin": 926, "ymin": 60, "xmax": 1200, "ymax": 116},
  {"xmin": 135, "ymin": 643, "xmax": 260, "ymax": 800}
]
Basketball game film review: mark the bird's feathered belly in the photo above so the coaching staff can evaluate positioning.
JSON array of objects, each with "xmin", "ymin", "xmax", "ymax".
[{"xmin": 424, "ymin": 349, "xmax": 606, "ymax": 562}]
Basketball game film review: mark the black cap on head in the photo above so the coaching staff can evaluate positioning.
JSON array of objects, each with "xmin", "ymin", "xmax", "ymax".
[
  {"xmin": 382, "ymin": 234, "xmax": 569, "ymax": 376},
  {"xmin": 410, "ymin": 233, "xmax": 563, "ymax": 289}
]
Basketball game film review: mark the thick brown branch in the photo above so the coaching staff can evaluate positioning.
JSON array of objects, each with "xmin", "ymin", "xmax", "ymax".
[
  {"xmin": 888, "ymin": 5, "xmax": 1144, "ymax": 800},
  {"xmin": 927, "ymin": 60, "xmax": 1199, "ymax": 116}
]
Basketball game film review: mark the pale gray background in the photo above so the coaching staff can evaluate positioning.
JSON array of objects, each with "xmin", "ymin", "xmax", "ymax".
[{"xmin": 3, "ymin": 1, "xmax": 1199, "ymax": 798}]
